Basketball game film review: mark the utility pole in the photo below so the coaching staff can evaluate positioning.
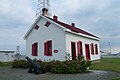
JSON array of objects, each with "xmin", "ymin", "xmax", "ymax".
[
  {"xmin": 108, "ymin": 42, "xmax": 112, "ymax": 54},
  {"xmin": 15, "ymin": 46, "xmax": 20, "ymax": 60}
]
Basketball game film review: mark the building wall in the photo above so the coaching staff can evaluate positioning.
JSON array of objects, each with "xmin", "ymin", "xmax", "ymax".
[
  {"xmin": 26, "ymin": 17, "xmax": 66, "ymax": 61},
  {"xmin": 0, "ymin": 53, "xmax": 14, "ymax": 62},
  {"xmin": 65, "ymin": 32, "xmax": 100, "ymax": 61}
]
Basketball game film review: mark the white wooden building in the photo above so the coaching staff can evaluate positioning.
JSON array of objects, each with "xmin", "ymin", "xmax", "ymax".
[
  {"xmin": 0, "ymin": 51, "xmax": 15, "ymax": 62},
  {"xmin": 24, "ymin": 8, "xmax": 100, "ymax": 61}
]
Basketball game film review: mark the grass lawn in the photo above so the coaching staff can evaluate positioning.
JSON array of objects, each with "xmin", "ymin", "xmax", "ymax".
[
  {"xmin": 0, "ymin": 62, "xmax": 12, "ymax": 67},
  {"xmin": 90, "ymin": 58, "xmax": 120, "ymax": 72},
  {"xmin": 112, "ymin": 77, "xmax": 120, "ymax": 80}
]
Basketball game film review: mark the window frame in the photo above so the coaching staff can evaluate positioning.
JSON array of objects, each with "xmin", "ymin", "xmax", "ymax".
[
  {"xmin": 32, "ymin": 42, "xmax": 38, "ymax": 56},
  {"xmin": 44, "ymin": 40, "xmax": 52, "ymax": 56},
  {"xmin": 45, "ymin": 21, "xmax": 51, "ymax": 27}
]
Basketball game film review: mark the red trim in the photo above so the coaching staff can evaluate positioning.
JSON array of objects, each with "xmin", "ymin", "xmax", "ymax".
[
  {"xmin": 85, "ymin": 44, "xmax": 90, "ymax": 61},
  {"xmin": 44, "ymin": 40, "xmax": 52, "ymax": 56},
  {"xmin": 44, "ymin": 42, "xmax": 47, "ymax": 55},
  {"xmin": 79, "ymin": 41, "xmax": 83, "ymax": 55},
  {"xmin": 32, "ymin": 44, "xmax": 34, "ymax": 56},
  {"xmin": 32, "ymin": 42, "xmax": 38, "ymax": 56},
  {"xmin": 71, "ymin": 42, "xmax": 76, "ymax": 60},
  {"xmin": 34, "ymin": 43, "xmax": 38, "ymax": 56},
  {"xmin": 47, "ymin": 40, "xmax": 52, "ymax": 56},
  {"xmin": 54, "ymin": 50, "xmax": 58, "ymax": 53},
  {"xmin": 77, "ymin": 41, "xmax": 83, "ymax": 56},
  {"xmin": 45, "ymin": 21, "xmax": 51, "ymax": 27},
  {"xmin": 77, "ymin": 42, "xmax": 80, "ymax": 55},
  {"xmin": 90, "ymin": 43, "xmax": 94, "ymax": 55}
]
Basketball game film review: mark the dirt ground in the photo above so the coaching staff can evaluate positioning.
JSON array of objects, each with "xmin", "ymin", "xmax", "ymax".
[{"xmin": 0, "ymin": 66, "xmax": 120, "ymax": 80}]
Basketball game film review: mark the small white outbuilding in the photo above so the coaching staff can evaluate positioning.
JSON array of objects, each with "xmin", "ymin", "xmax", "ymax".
[
  {"xmin": 24, "ymin": 8, "xmax": 100, "ymax": 61},
  {"xmin": 0, "ymin": 51, "xmax": 15, "ymax": 62}
]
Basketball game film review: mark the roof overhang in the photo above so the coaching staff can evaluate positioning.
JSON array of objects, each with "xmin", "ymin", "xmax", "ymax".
[
  {"xmin": 65, "ymin": 29, "xmax": 100, "ymax": 41},
  {"xmin": 0, "ymin": 51, "xmax": 15, "ymax": 53}
]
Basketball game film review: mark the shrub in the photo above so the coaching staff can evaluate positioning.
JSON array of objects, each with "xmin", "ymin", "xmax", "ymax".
[
  {"xmin": 42, "ymin": 61, "xmax": 52, "ymax": 72},
  {"xmin": 0, "ymin": 61, "xmax": 1, "ymax": 65},
  {"xmin": 12, "ymin": 56, "xmax": 91, "ymax": 74},
  {"xmin": 51, "ymin": 61, "xmax": 66, "ymax": 74},
  {"xmin": 12, "ymin": 60, "xmax": 30, "ymax": 69},
  {"xmin": 50, "ymin": 56, "xmax": 91, "ymax": 74}
]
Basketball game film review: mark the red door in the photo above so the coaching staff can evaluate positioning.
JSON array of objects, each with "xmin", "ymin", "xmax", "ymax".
[
  {"xmin": 85, "ymin": 44, "xmax": 90, "ymax": 61},
  {"xmin": 71, "ymin": 42, "xmax": 76, "ymax": 60}
]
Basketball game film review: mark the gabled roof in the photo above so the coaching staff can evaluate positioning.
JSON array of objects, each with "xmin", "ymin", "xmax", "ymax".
[
  {"xmin": 47, "ymin": 17, "xmax": 99, "ymax": 39},
  {"xmin": 24, "ymin": 15, "xmax": 100, "ymax": 40}
]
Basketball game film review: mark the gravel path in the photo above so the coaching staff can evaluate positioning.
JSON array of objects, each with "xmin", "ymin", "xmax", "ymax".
[{"xmin": 0, "ymin": 66, "xmax": 120, "ymax": 80}]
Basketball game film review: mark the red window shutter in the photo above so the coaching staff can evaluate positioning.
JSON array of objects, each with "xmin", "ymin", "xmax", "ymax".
[
  {"xmin": 34, "ymin": 43, "xmax": 38, "ymax": 56},
  {"xmin": 95, "ymin": 44, "xmax": 98, "ymax": 54},
  {"xmin": 44, "ymin": 42, "xmax": 48, "ymax": 55},
  {"xmin": 91, "ymin": 43, "xmax": 94, "ymax": 55},
  {"xmin": 79, "ymin": 41, "xmax": 83, "ymax": 55},
  {"xmin": 45, "ymin": 21, "xmax": 51, "ymax": 27},
  {"xmin": 74, "ymin": 42, "xmax": 76, "ymax": 59},
  {"xmin": 77, "ymin": 42, "xmax": 80, "ymax": 55},
  {"xmin": 32, "ymin": 44, "xmax": 34, "ymax": 56},
  {"xmin": 47, "ymin": 40, "xmax": 52, "ymax": 56}
]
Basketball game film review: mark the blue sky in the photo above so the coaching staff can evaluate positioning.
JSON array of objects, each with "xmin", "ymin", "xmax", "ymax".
[{"xmin": 0, "ymin": 0, "xmax": 120, "ymax": 54}]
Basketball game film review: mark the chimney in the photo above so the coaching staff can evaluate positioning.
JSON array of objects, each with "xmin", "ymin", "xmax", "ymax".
[
  {"xmin": 53, "ymin": 15, "xmax": 58, "ymax": 21},
  {"xmin": 71, "ymin": 23, "xmax": 75, "ymax": 27},
  {"xmin": 42, "ymin": 8, "xmax": 48, "ymax": 16}
]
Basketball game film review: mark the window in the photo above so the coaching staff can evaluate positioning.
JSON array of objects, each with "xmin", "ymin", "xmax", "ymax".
[
  {"xmin": 44, "ymin": 40, "xmax": 52, "ymax": 56},
  {"xmin": 95, "ymin": 44, "xmax": 98, "ymax": 54},
  {"xmin": 90, "ymin": 43, "xmax": 94, "ymax": 55},
  {"xmin": 45, "ymin": 21, "xmax": 51, "ymax": 27},
  {"xmin": 77, "ymin": 41, "xmax": 83, "ymax": 56},
  {"xmin": 34, "ymin": 25, "xmax": 40, "ymax": 30},
  {"xmin": 32, "ymin": 42, "xmax": 38, "ymax": 56}
]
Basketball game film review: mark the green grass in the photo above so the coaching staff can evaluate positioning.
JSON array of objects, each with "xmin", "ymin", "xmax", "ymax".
[
  {"xmin": 0, "ymin": 62, "xmax": 12, "ymax": 67},
  {"xmin": 90, "ymin": 58, "xmax": 120, "ymax": 72},
  {"xmin": 112, "ymin": 77, "xmax": 120, "ymax": 80}
]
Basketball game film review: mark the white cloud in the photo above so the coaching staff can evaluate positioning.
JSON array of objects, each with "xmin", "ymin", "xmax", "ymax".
[
  {"xmin": 101, "ymin": 46, "xmax": 120, "ymax": 54},
  {"xmin": 0, "ymin": 0, "xmax": 35, "ymax": 28},
  {"xmin": 0, "ymin": 0, "xmax": 120, "ymax": 54},
  {"xmin": 51, "ymin": 0, "xmax": 120, "ymax": 53},
  {"xmin": 0, "ymin": 0, "xmax": 35, "ymax": 54}
]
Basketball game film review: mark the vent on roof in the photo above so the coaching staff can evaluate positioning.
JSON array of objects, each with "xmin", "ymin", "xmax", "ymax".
[
  {"xmin": 71, "ymin": 23, "xmax": 75, "ymax": 27},
  {"xmin": 53, "ymin": 15, "xmax": 58, "ymax": 21}
]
